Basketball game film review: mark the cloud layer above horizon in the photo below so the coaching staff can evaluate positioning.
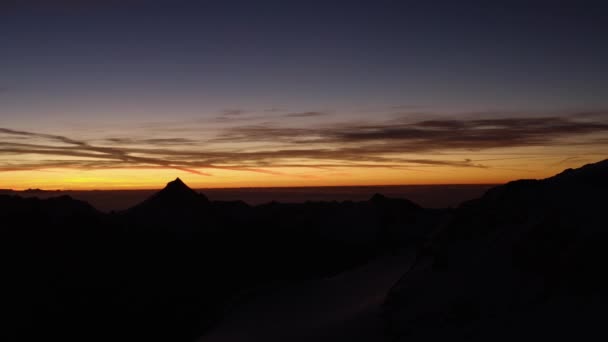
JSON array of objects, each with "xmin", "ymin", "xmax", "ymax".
[
  {"xmin": 2, "ymin": 110, "xmax": 608, "ymax": 188},
  {"xmin": 2, "ymin": 2, "xmax": 608, "ymax": 188}
]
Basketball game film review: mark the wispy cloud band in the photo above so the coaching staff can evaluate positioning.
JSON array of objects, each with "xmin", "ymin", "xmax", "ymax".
[{"xmin": 1, "ymin": 112, "xmax": 607, "ymax": 175}]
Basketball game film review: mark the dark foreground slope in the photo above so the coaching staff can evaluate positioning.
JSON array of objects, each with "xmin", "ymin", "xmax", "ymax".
[
  {"xmin": 3, "ymin": 160, "xmax": 606, "ymax": 342},
  {"xmin": 200, "ymin": 252, "xmax": 416, "ymax": 342},
  {"xmin": 0, "ymin": 178, "xmax": 442, "ymax": 342},
  {"xmin": 383, "ymin": 159, "xmax": 608, "ymax": 341}
]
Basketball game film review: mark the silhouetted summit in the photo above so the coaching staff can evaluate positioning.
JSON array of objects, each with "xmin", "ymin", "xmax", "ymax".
[
  {"xmin": 3, "ymin": 159, "xmax": 608, "ymax": 342},
  {"xmin": 549, "ymin": 158, "xmax": 608, "ymax": 186},
  {"xmin": 123, "ymin": 178, "xmax": 212, "ymax": 231},
  {"xmin": 384, "ymin": 158, "xmax": 608, "ymax": 341},
  {"xmin": 129, "ymin": 178, "xmax": 208, "ymax": 211},
  {"xmin": 165, "ymin": 177, "xmax": 194, "ymax": 194},
  {"xmin": 155, "ymin": 177, "xmax": 206, "ymax": 201}
]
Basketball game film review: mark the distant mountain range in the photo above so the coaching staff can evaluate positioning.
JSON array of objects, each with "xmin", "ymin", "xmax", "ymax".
[
  {"xmin": 384, "ymin": 159, "xmax": 608, "ymax": 341},
  {"xmin": 0, "ymin": 184, "xmax": 496, "ymax": 211},
  {"xmin": 0, "ymin": 172, "xmax": 439, "ymax": 341},
  {"xmin": 1, "ymin": 159, "xmax": 607, "ymax": 341}
]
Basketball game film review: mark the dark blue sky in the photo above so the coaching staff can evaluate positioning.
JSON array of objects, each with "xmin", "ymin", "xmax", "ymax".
[
  {"xmin": 2, "ymin": 0, "xmax": 607, "ymax": 123},
  {"xmin": 2, "ymin": 1, "xmax": 608, "ymax": 188}
]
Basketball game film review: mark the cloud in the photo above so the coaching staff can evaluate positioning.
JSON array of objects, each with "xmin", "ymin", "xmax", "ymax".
[
  {"xmin": 1, "ymin": 111, "xmax": 608, "ymax": 176},
  {"xmin": 568, "ymin": 111, "xmax": 608, "ymax": 120},
  {"xmin": 217, "ymin": 115, "xmax": 608, "ymax": 151},
  {"xmin": 284, "ymin": 111, "xmax": 330, "ymax": 118},
  {"xmin": 220, "ymin": 109, "xmax": 248, "ymax": 116},
  {"xmin": 218, "ymin": 108, "xmax": 329, "ymax": 119},
  {"xmin": 103, "ymin": 137, "xmax": 198, "ymax": 145},
  {"xmin": 0, "ymin": 128, "xmax": 484, "ymax": 174},
  {"xmin": 0, "ymin": 128, "xmax": 210, "ymax": 175}
]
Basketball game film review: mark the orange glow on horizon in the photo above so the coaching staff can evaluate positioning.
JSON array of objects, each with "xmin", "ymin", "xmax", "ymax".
[
  {"xmin": 2, "ymin": 116, "xmax": 607, "ymax": 190},
  {"xmin": 0, "ymin": 158, "xmax": 596, "ymax": 191}
]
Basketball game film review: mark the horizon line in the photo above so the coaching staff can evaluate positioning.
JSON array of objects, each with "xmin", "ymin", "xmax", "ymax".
[{"xmin": 3, "ymin": 182, "xmax": 504, "ymax": 192}]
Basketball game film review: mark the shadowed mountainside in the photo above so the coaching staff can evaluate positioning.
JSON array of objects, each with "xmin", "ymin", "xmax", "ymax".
[
  {"xmin": 0, "ymin": 177, "xmax": 442, "ymax": 342},
  {"xmin": 1, "ymin": 159, "xmax": 607, "ymax": 341},
  {"xmin": 0, "ymin": 184, "xmax": 496, "ymax": 212},
  {"xmin": 383, "ymin": 159, "xmax": 608, "ymax": 341}
]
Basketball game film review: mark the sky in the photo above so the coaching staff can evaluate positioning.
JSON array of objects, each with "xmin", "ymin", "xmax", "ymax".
[{"xmin": 1, "ymin": 0, "xmax": 608, "ymax": 189}]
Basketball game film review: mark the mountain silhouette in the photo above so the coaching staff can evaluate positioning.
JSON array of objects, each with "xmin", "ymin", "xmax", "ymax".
[
  {"xmin": 549, "ymin": 158, "xmax": 608, "ymax": 186},
  {"xmin": 1, "ymin": 159, "xmax": 607, "ymax": 342},
  {"xmin": 123, "ymin": 178, "xmax": 214, "ymax": 232},
  {"xmin": 131, "ymin": 177, "xmax": 209, "ymax": 210},
  {"xmin": 0, "ymin": 193, "xmax": 99, "ymax": 220},
  {"xmin": 161, "ymin": 177, "xmax": 200, "ymax": 197},
  {"xmin": 384, "ymin": 159, "xmax": 608, "ymax": 341}
]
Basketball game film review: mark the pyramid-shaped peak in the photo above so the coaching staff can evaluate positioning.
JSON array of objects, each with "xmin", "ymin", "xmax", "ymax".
[
  {"xmin": 144, "ymin": 177, "xmax": 205, "ymax": 203},
  {"xmin": 168, "ymin": 177, "xmax": 186, "ymax": 186},
  {"xmin": 126, "ymin": 177, "xmax": 208, "ymax": 213},
  {"xmin": 165, "ymin": 177, "xmax": 191, "ymax": 190},
  {"xmin": 156, "ymin": 177, "xmax": 200, "ymax": 199}
]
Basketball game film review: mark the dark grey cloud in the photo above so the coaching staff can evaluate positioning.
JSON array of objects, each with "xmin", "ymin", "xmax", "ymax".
[
  {"xmin": 218, "ymin": 115, "xmax": 608, "ymax": 152},
  {"xmin": 284, "ymin": 111, "xmax": 330, "ymax": 118},
  {"xmin": 0, "ymin": 129, "xmax": 483, "ymax": 174},
  {"xmin": 103, "ymin": 137, "xmax": 198, "ymax": 145},
  {"xmin": 220, "ymin": 109, "xmax": 248, "ymax": 116},
  {"xmin": 1, "ymin": 112, "xmax": 607, "ymax": 175},
  {"xmin": 568, "ymin": 111, "xmax": 608, "ymax": 120},
  {"xmin": 218, "ymin": 108, "xmax": 330, "ymax": 120},
  {"xmin": 0, "ymin": 128, "xmax": 210, "ymax": 175}
]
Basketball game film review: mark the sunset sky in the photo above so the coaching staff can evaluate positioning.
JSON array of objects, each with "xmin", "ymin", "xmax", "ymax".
[{"xmin": 2, "ymin": 1, "xmax": 607, "ymax": 189}]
